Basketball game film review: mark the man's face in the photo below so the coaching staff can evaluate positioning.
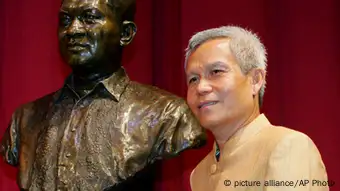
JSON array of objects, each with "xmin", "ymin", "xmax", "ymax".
[
  {"xmin": 185, "ymin": 38, "xmax": 254, "ymax": 130},
  {"xmin": 58, "ymin": 0, "xmax": 120, "ymax": 67}
]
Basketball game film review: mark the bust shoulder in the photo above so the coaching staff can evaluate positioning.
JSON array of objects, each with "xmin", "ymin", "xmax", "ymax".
[{"xmin": 124, "ymin": 81, "xmax": 189, "ymax": 110}]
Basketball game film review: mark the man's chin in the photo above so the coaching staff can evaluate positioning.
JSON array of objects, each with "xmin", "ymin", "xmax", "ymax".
[{"xmin": 199, "ymin": 117, "xmax": 220, "ymax": 131}]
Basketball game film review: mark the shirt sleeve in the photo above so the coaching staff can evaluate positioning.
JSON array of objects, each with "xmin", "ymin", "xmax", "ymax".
[
  {"xmin": 264, "ymin": 132, "xmax": 329, "ymax": 191},
  {"xmin": 149, "ymin": 99, "xmax": 207, "ymax": 162},
  {"xmin": 1, "ymin": 110, "xmax": 20, "ymax": 166}
]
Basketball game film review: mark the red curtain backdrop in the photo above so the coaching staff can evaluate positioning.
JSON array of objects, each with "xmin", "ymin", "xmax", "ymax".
[{"xmin": 1, "ymin": 0, "xmax": 339, "ymax": 190}]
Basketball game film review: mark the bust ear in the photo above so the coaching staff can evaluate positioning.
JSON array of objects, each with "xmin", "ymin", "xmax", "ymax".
[{"xmin": 120, "ymin": 20, "xmax": 137, "ymax": 46}]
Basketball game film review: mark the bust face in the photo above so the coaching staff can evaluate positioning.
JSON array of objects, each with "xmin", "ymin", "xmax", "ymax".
[{"xmin": 58, "ymin": 0, "xmax": 121, "ymax": 68}]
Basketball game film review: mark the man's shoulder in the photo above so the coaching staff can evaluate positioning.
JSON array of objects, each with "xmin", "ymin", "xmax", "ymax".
[
  {"xmin": 258, "ymin": 124, "xmax": 319, "ymax": 157},
  {"xmin": 263, "ymin": 125, "xmax": 326, "ymax": 175},
  {"xmin": 261, "ymin": 124, "xmax": 312, "ymax": 144}
]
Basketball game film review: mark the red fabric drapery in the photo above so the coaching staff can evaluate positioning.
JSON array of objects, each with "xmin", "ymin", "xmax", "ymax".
[{"xmin": 1, "ymin": 0, "xmax": 339, "ymax": 190}]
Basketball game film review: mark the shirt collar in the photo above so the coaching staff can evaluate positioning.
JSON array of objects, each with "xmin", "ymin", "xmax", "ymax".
[
  {"xmin": 213, "ymin": 114, "xmax": 271, "ymax": 162},
  {"xmin": 100, "ymin": 67, "xmax": 130, "ymax": 101},
  {"xmin": 54, "ymin": 67, "xmax": 129, "ymax": 103}
]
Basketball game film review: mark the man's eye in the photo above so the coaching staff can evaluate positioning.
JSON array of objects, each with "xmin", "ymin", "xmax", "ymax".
[
  {"xmin": 189, "ymin": 77, "xmax": 198, "ymax": 84},
  {"xmin": 211, "ymin": 69, "xmax": 223, "ymax": 75}
]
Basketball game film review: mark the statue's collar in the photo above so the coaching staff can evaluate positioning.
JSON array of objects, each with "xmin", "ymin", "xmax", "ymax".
[{"xmin": 55, "ymin": 67, "xmax": 130, "ymax": 103}]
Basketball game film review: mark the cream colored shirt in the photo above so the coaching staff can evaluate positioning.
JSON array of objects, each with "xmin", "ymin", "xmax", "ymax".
[{"xmin": 190, "ymin": 114, "xmax": 328, "ymax": 191}]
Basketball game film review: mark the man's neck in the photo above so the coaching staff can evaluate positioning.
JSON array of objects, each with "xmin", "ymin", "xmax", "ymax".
[{"xmin": 211, "ymin": 106, "xmax": 260, "ymax": 152}]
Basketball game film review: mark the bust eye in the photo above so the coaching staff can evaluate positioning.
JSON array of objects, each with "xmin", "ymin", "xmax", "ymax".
[
  {"xmin": 84, "ymin": 14, "xmax": 97, "ymax": 20},
  {"xmin": 59, "ymin": 14, "xmax": 71, "ymax": 26},
  {"xmin": 82, "ymin": 13, "xmax": 102, "ymax": 24}
]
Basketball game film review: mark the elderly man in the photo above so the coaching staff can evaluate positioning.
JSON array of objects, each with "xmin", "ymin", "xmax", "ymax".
[
  {"xmin": 184, "ymin": 26, "xmax": 328, "ymax": 191},
  {"xmin": 0, "ymin": 0, "xmax": 206, "ymax": 190}
]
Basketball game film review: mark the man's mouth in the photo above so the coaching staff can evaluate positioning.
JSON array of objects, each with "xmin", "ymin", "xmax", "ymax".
[{"xmin": 198, "ymin": 101, "xmax": 218, "ymax": 109}]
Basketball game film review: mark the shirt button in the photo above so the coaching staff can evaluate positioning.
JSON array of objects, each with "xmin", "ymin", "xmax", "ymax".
[
  {"xmin": 71, "ymin": 128, "xmax": 76, "ymax": 132},
  {"xmin": 66, "ymin": 153, "xmax": 71, "ymax": 157},
  {"xmin": 86, "ymin": 156, "xmax": 93, "ymax": 163},
  {"xmin": 210, "ymin": 164, "xmax": 217, "ymax": 174}
]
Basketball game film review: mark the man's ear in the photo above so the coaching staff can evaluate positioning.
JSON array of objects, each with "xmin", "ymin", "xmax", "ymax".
[
  {"xmin": 120, "ymin": 20, "xmax": 137, "ymax": 46},
  {"xmin": 249, "ymin": 69, "xmax": 265, "ymax": 96}
]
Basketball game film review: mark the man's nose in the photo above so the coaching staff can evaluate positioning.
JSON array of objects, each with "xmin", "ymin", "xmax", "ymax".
[
  {"xmin": 197, "ymin": 79, "xmax": 213, "ymax": 96},
  {"xmin": 67, "ymin": 18, "xmax": 85, "ymax": 38}
]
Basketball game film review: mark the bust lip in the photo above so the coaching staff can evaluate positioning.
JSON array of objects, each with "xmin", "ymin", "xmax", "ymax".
[
  {"xmin": 67, "ymin": 42, "xmax": 87, "ymax": 47},
  {"xmin": 67, "ymin": 42, "xmax": 88, "ymax": 52},
  {"xmin": 68, "ymin": 45, "xmax": 86, "ymax": 52}
]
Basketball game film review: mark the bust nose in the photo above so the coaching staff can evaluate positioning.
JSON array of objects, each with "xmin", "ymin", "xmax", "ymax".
[{"xmin": 67, "ymin": 18, "xmax": 86, "ymax": 38}]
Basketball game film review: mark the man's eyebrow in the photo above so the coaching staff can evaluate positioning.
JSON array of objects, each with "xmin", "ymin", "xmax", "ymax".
[
  {"xmin": 206, "ymin": 61, "xmax": 228, "ymax": 69},
  {"xmin": 186, "ymin": 71, "xmax": 198, "ymax": 77}
]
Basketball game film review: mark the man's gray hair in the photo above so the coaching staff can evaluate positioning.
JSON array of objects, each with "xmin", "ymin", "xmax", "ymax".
[{"xmin": 184, "ymin": 25, "xmax": 267, "ymax": 107}]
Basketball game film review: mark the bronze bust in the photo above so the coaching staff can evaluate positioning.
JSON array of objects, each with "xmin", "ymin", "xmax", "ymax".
[{"xmin": 0, "ymin": 0, "xmax": 206, "ymax": 190}]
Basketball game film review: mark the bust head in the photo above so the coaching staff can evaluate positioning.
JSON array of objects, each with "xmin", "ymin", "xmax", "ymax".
[{"xmin": 58, "ymin": 0, "xmax": 137, "ymax": 71}]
